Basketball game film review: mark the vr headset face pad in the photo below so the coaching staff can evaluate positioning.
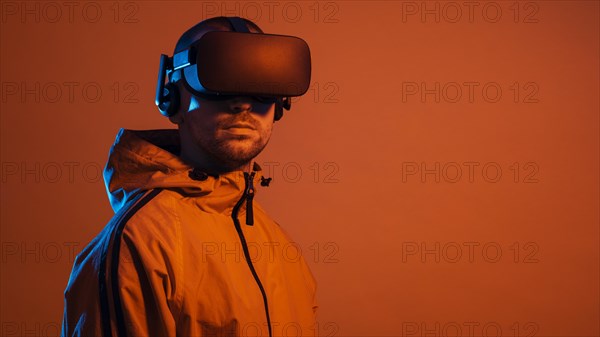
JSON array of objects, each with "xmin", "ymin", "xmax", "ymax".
[{"xmin": 181, "ymin": 31, "xmax": 311, "ymax": 98}]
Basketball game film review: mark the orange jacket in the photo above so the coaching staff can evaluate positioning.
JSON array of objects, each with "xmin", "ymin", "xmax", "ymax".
[{"xmin": 61, "ymin": 129, "xmax": 318, "ymax": 337}]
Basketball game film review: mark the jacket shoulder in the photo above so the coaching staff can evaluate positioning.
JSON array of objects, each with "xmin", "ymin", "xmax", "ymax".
[{"xmin": 62, "ymin": 189, "xmax": 166, "ymax": 337}]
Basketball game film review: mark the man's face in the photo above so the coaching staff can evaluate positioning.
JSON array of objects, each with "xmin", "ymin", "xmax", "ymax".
[{"xmin": 176, "ymin": 83, "xmax": 276, "ymax": 171}]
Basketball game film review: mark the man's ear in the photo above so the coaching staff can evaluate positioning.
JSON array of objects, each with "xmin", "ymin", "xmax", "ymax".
[{"xmin": 167, "ymin": 80, "xmax": 187, "ymax": 125}]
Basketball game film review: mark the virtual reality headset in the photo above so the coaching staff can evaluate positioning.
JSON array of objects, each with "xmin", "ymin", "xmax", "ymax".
[{"xmin": 156, "ymin": 29, "xmax": 311, "ymax": 109}]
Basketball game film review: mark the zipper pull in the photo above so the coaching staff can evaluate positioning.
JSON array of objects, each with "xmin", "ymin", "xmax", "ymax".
[{"xmin": 246, "ymin": 171, "xmax": 255, "ymax": 226}]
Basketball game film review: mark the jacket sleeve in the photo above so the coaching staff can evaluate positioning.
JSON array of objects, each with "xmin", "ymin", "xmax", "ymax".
[
  {"xmin": 110, "ymin": 214, "xmax": 182, "ymax": 337},
  {"xmin": 61, "ymin": 205, "xmax": 182, "ymax": 337},
  {"xmin": 300, "ymin": 253, "xmax": 319, "ymax": 330},
  {"xmin": 61, "ymin": 235, "xmax": 105, "ymax": 337}
]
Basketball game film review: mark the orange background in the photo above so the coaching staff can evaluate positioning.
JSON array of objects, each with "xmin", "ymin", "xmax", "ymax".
[{"xmin": 1, "ymin": 1, "xmax": 599, "ymax": 336}]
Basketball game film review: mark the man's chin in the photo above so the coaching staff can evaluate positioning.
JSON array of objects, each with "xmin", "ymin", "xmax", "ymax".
[
  {"xmin": 219, "ymin": 137, "xmax": 259, "ymax": 151},
  {"xmin": 214, "ymin": 142, "xmax": 264, "ymax": 165}
]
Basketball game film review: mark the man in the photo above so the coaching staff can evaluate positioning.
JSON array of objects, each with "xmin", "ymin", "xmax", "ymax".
[{"xmin": 61, "ymin": 16, "xmax": 318, "ymax": 337}]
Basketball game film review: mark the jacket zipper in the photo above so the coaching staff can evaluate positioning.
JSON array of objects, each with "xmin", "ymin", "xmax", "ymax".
[
  {"xmin": 246, "ymin": 173, "xmax": 254, "ymax": 226},
  {"xmin": 231, "ymin": 171, "xmax": 272, "ymax": 337}
]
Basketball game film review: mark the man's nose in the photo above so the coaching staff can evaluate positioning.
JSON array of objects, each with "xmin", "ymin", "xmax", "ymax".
[{"xmin": 228, "ymin": 96, "xmax": 253, "ymax": 113}]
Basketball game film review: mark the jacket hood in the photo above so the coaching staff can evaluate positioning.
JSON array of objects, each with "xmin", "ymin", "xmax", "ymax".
[{"xmin": 103, "ymin": 128, "xmax": 266, "ymax": 214}]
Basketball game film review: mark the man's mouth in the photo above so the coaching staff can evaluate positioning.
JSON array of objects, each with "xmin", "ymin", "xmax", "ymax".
[{"xmin": 225, "ymin": 123, "xmax": 255, "ymax": 130}]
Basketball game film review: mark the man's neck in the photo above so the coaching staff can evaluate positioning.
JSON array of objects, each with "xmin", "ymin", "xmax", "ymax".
[{"xmin": 179, "ymin": 143, "xmax": 254, "ymax": 175}]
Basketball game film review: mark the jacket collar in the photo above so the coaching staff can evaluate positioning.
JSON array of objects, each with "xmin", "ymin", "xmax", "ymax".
[{"xmin": 103, "ymin": 128, "xmax": 266, "ymax": 215}]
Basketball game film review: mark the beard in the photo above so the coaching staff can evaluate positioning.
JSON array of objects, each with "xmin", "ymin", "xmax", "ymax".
[
  {"xmin": 203, "ymin": 131, "xmax": 270, "ymax": 170},
  {"xmin": 206, "ymin": 137, "xmax": 268, "ymax": 169}
]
